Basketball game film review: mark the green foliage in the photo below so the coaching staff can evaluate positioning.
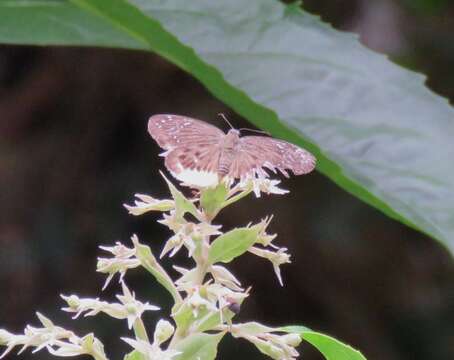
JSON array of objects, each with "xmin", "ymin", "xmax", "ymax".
[
  {"xmin": 281, "ymin": 326, "xmax": 367, "ymax": 360},
  {"xmin": 172, "ymin": 303, "xmax": 194, "ymax": 335},
  {"xmin": 173, "ymin": 333, "xmax": 224, "ymax": 360},
  {"xmin": 123, "ymin": 350, "xmax": 144, "ymax": 360},
  {"xmin": 200, "ymin": 183, "xmax": 229, "ymax": 220},
  {"xmin": 162, "ymin": 173, "xmax": 201, "ymax": 221},
  {"xmin": 133, "ymin": 240, "xmax": 182, "ymax": 303},
  {"xmin": 208, "ymin": 226, "xmax": 260, "ymax": 264}
]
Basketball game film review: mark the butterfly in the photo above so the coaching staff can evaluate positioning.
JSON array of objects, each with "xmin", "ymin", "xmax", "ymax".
[{"xmin": 148, "ymin": 114, "xmax": 316, "ymax": 187}]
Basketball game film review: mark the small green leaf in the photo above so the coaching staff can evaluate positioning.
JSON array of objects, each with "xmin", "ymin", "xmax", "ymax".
[
  {"xmin": 172, "ymin": 300, "xmax": 235, "ymax": 334},
  {"xmin": 200, "ymin": 183, "xmax": 229, "ymax": 219},
  {"xmin": 281, "ymin": 326, "xmax": 367, "ymax": 360},
  {"xmin": 208, "ymin": 225, "xmax": 260, "ymax": 265},
  {"xmin": 195, "ymin": 308, "xmax": 236, "ymax": 333},
  {"xmin": 195, "ymin": 311, "xmax": 223, "ymax": 333},
  {"xmin": 133, "ymin": 239, "xmax": 181, "ymax": 303},
  {"xmin": 162, "ymin": 172, "xmax": 201, "ymax": 221},
  {"xmin": 172, "ymin": 302, "xmax": 194, "ymax": 335},
  {"xmin": 173, "ymin": 332, "xmax": 224, "ymax": 360},
  {"xmin": 124, "ymin": 350, "xmax": 145, "ymax": 360}
]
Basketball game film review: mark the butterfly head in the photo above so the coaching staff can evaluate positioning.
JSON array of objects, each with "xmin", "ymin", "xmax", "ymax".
[
  {"xmin": 227, "ymin": 128, "xmax": 240, "ymax": 136},
  {"xmin": 224, "ymin": 128, "xmax": 241, "ymax": 148}
]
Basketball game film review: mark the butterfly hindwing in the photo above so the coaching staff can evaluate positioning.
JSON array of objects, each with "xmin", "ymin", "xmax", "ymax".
[{"xmin": 164, "ymin": 139, "xmax": 222, "ymax": 187}]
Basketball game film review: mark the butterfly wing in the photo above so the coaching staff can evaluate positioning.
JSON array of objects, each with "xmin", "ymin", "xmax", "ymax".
[
  {"xmin": 148, "ymin": 114, "xmax": 224, "ymax": 150},
  {"xmin": 164, "ymin": 145, "xmax": 222, "ymax": 187},
  {"xmin": 148, "ymin": 114, "xmax": 225, "ymax": 187},
  {"xmin": 228, "ymin": 136, "xmax": 316, "ymax": 180}
]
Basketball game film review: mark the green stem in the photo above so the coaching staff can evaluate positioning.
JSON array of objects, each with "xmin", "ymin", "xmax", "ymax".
[
  {"xmin": 134, "ymin": 241, "xmax": 183, "ymax": 304},
  {"xmin": 133, "ymin": 318, "xmax": 149, "ymax": 342},
  {"xmin": 223, "ymin": 188, "xmax": 253, "ymax": 208},
  {"xmin": 92, "ymin": 353, "xmax": 108, "ymax": 360}
]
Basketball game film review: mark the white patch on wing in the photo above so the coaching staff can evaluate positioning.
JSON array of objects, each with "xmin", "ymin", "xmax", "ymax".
[{"xmin": 171, "ymin": 166, "xmax": 219, "ymax": 187}]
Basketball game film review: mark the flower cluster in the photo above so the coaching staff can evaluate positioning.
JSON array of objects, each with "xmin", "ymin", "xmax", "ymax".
[
  {"xmin": 0, "ymin": 313, "xmax": 106, "ymax": 360},
  {"xmin": 0, "ymin": 173, "xmax": 302, "ymax": 360}
]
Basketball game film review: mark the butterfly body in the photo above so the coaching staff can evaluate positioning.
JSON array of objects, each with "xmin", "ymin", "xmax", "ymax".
[
  {"xmin": 218, "ymin": 129, "xmax": 241, "ymax": 176},
  {"xmin": 148, "ymin": 114, "xmax": 315, "ymax": 187}
]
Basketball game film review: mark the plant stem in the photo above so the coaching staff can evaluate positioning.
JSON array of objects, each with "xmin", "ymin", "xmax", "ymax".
[
  {"xmin": 223, "ymin": 188, "xmax": 253, "ymax": 208},
  {"xmin": 133, "ymin": 318, "xmax": 149, "ymax": 342}
]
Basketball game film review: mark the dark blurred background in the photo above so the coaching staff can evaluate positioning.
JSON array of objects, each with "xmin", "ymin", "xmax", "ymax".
[{"xmin": 1, "ymin": 0, "xmax": 454, "ymax": 359}]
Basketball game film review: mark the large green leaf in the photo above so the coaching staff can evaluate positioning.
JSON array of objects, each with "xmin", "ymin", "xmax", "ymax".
[
  {"xmin": 281, "ymin": 326, "xmax": 367, "ymax": 360},
  {"xmin": 1, "ymin": 0, "xmax": 454, "ymax": 254}
]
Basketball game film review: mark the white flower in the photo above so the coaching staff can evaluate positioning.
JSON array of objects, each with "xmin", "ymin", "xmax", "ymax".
[
  {"xmin": 97, "ymin": 236, "xmax": 141, "ymax": 290},
  {"xmin": 99, "ymin": 241, "xmax": 136, "ymax": 258},
  {"xmin": 0, "ymin": 314, "xmax": 107, "ymax": 360},
  {"xmin": 237, "ymin": 175, "xmax": 289, "ymax": 198},
  {"xmin": 252, "ymin": 177, "xmax": 289, "ymax": 197},
  {"xmin": 185, "ymin": 288, "xmax": 218, "ymax": 317},
  {"xmin": 158, "ymin": 210, "xmax": 183, "ymax": 232},
  {"xmin": 173, "ymin": 266, "xmax": 199, "ymax": 290},
  {"xmin": 248, "ymin": 247, "xmax": 291, "ymax": 286},
  {"xmin": 160, "ymin": 219, "xmax": 221, "ymax": 259},
  {"xmin": 230, "ymin": 323, "xmax": 301, "ymax": 360},
  {"xmin": 61, "ymin": 282, "xmax": 159, "ymax": 330},
  {"xmin": 160, "ymin": 230, "xmax": 195, "ymax": 259},
  {"xmin": 204, "ymin": 283, "xmax": 249, "ymax": 309},
  {"xmin": 255, "ymin": 216, "xmax": 278, "ymax": 248},
  {"xmin": 0, "ymin": 330, "xmax": 12, "ymax": 346},
  {"xmin": 122, "ymin": 338, "xmax": 180, "ymax": 360},
  {"xmin": 116, "ymin": 282, "xmax": 160, "ymax": 329},
  {"xmin": 48, "ymin": 333, "xmax": 107, "ymax": 359},
  {"xmin": 123, "ymin": 194, "xmax": 174, "ymax": 215},
  {"xmin": 209, "ymin": 265, "xmax": 243, "ymax": 291}
]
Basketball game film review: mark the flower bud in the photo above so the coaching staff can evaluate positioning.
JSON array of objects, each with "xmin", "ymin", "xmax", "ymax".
[
  {"xmin": 281, "ymin": 333, "xmax": 302, "ymax": 347},
  {"xmin": 124, "ymin": 194, "xmax": 174, "ymax": 215},
  {"xmin": 153, "ymin": 319, "xmax": 175, "ymax": 345},
  {"xmin": 0, "ymin": 329, "xmax": 12, "ymax": 345}
]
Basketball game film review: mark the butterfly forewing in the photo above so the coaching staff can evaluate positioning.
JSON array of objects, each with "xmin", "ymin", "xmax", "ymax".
[{"xmin": 148, "ymin": 114, "xmax": 224, "ymax": 150}]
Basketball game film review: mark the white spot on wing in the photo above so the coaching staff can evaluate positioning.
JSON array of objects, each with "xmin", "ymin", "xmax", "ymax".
[{"xmin": 159, "ymin": 149, "xmax": 172, "ymax": 157}]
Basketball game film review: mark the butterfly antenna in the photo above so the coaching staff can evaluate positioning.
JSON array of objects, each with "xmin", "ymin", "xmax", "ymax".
[
  {"xmin": 239, "ymin": 128, "xmax": 271, "ymax": 136},
  {"xmin": 218, "ymin": 113, "xmax": 234, "ymax": 129}
]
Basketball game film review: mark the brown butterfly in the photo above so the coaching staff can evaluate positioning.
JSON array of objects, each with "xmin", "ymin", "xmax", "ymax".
[{"xmin": 148, "ymin": 114, "xmax": 315, "ymax": 187}]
